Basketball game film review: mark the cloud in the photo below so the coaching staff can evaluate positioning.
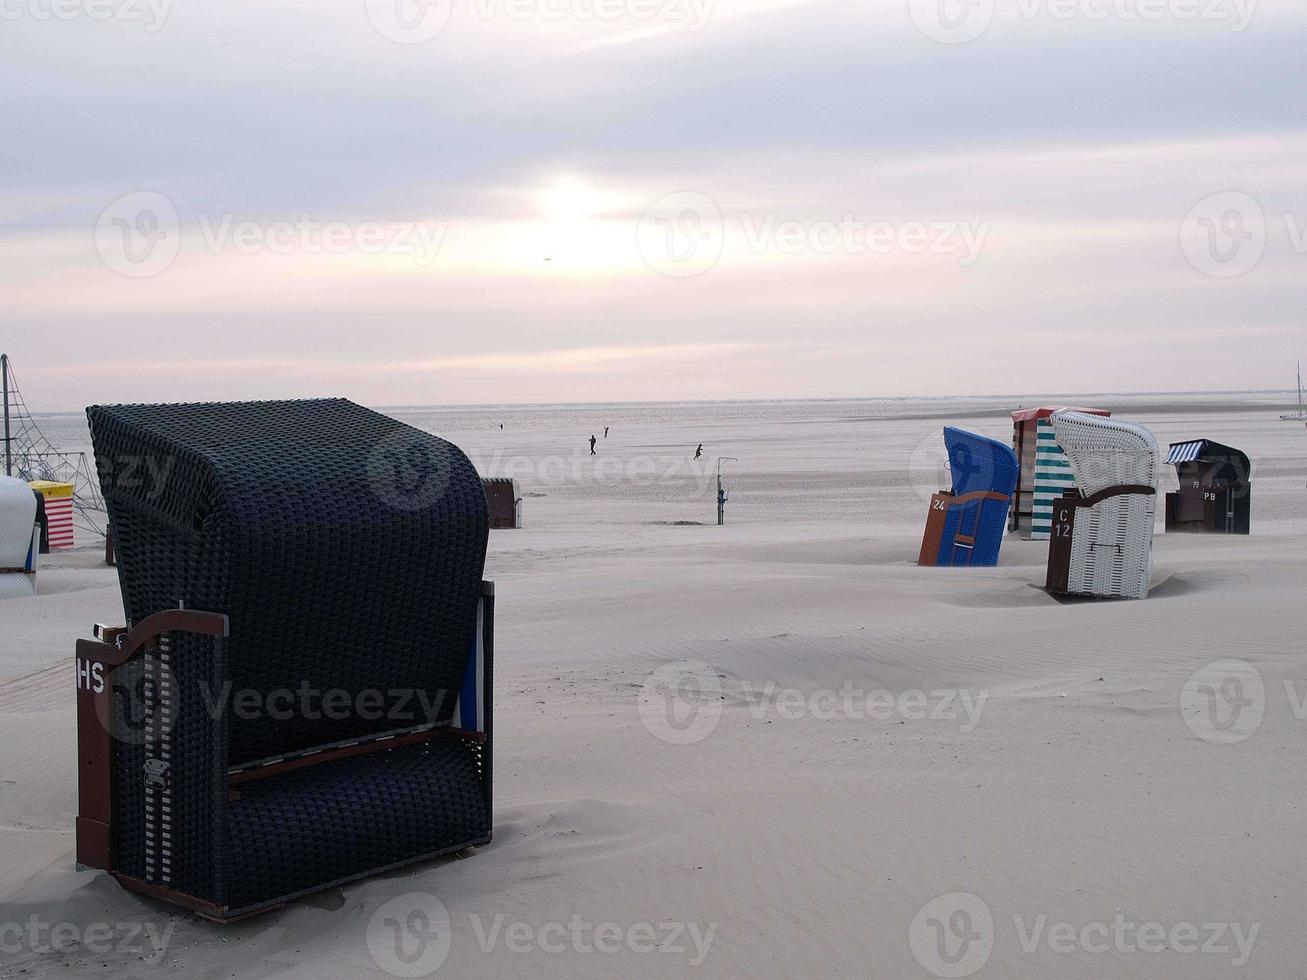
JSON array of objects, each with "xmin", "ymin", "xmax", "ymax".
[{"xmin": 3, "ymin": 0, "xmax": 1305, "ymax": 407}]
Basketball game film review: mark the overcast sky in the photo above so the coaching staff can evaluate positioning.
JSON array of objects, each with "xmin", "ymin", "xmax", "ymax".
[{"xmin": 2, "ymin": 0, "xmax": 1304, "ymax": 409}]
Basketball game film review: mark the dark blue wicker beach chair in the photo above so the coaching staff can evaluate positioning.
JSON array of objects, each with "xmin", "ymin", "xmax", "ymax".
[
  {"xmin": 74, "ymin": 399, "xmax": 492, "ymax": 921},
  {"xmin": 918, "ymin": 427, "xmax": 1019, "ymax": 567}
]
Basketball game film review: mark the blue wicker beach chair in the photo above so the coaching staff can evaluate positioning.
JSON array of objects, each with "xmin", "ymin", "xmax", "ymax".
[
  {"xmin": 918, "ymin": 427, "xmax": 1019, "ymax": 567},
  {"xmin": 75, "ymin": 399, "xmax": 493, "ymax": 921}
]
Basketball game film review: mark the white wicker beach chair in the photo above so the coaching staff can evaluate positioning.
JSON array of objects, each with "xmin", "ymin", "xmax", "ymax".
[
  {"xmin": 1046, "ymin": 411, "xmax": 1159, "ymax": 600},
  {"xmin": 0, "ymin": 476, "xmax": 40, "ymax": 600}
]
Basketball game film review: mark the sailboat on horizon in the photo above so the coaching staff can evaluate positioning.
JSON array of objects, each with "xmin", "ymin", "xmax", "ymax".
[{"xmin": 1283, "ymin": 361, "xmax": 1307, "ymax": 421}]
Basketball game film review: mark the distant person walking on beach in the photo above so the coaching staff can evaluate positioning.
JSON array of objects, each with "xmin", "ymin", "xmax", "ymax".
[
  {"xmin": 589, "ymin": 435, "xmax": 597, "ymax": 455},
  {"xmin": 604, "ymin": 426, "xmax": 609, "ymax": 438},
  {"xmin": 694, "ymin": 443, "xmax": 703, "ymax": 459}
]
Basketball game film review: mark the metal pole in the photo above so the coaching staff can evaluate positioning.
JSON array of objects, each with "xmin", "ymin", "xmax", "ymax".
[
  {"xmin": 716, "ymin": 457, "xmax": 737, "ymax": 526},
  {"xmin": 1, "ymin": 353, "xmax": 11, "ymax": 477}
]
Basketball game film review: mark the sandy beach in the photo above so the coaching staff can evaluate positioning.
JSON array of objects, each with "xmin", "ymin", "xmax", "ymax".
[{"xmin": 1, "ymin": 394, "xmax": 1304, "ymax": 978}]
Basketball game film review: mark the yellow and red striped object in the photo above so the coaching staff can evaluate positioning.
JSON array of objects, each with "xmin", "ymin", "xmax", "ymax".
[{"xmin": 29, "ymin": 481, "xmax": 75, "ymax": 549}]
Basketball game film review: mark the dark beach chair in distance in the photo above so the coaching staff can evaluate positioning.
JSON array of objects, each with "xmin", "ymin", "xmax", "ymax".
[
  {"xmin": 918, "ymin": 427, "xmax": 1019, "ymax": 567},
  {"xmin": 74, "ymin": 399, "xmax": 493, "ymax": 921},
  {"xmin": 482, "ymin": 477, "xmax": 522, "ymax": 528},
  {"xmin": 1164, "ymin": 439, "xmax": 1251, "ymax": 534}
]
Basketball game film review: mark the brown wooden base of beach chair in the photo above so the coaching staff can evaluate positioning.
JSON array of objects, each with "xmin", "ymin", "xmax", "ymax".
[
  {"xmin": 75, "ymin": 610, "xmax": 231, "ymax": 872},
  {"xmin": 75, "ymin": 605, "xmax": 493, "ymax": 919},
  {"xmin": 112, "ymin": 875, "xmax": 273, "ymax": 923},
  {"xmin": 1164, "ymin": 485, "xmax": 1250, "ymax": 535},
  {"xmin": 918, "ymin": 490, "xmax": 1012, "ymax": 567}
]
